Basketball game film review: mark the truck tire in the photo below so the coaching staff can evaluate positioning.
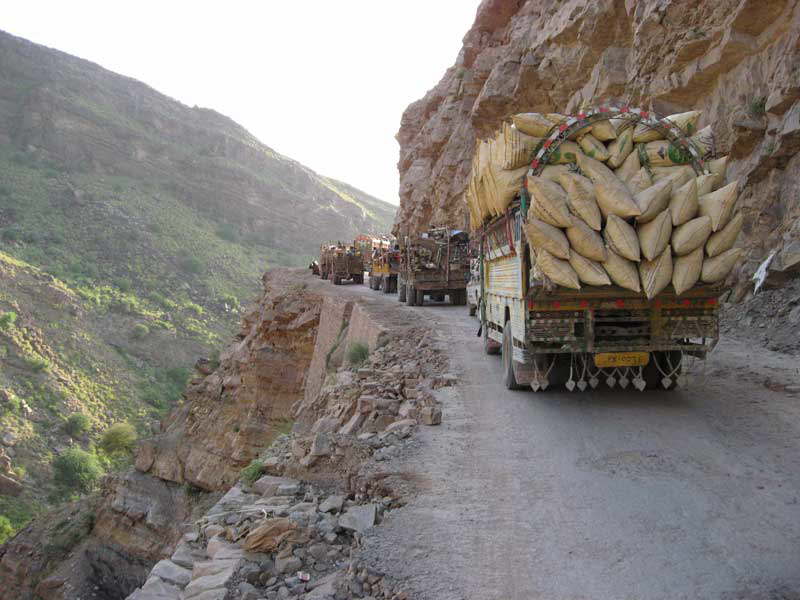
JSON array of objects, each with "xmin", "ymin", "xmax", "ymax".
[
  {"xmin": 483, "ymin": 322, "xmax": 501, "ymax": 355},
  {"xmin": 333, "ymin": 275, "xmax": 341, "ymax": 285},
  {"xmin": 502, "ymin": 321, "xmax": 523, "ymax": 390},
  {"xmin": 450, "ymin": 292, "xmax": 460, "ymax": 306},
  {"xmin": 406, "ymin": 285, "xmax": 416, "ymax": 306},
  {"xmin": 469, "ymin": 303, "xmax": 477, "ymax": 316},
  {"xmin": 416, "ymin": 289, "xmax": 425, "ymax": 306},
  {"xmin": 398, "ymin": 283, "xmax": 407, "ymax": 303},
  {"xmin": 382, "ymin": 278, "xmax": 390, "ymax": 294},
  {"xmin": 643, "ymin": 351, "xmax": 681, "ymax": 391}
]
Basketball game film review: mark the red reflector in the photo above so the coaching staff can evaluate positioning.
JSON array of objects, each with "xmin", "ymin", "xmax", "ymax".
[
  {"xmin": 578, "ymin": 112, "xmax": 586, "ymax": 119},
  {"xmin": 641, "ymin": 110, "xmax": 650, "ymax": 119},
  {"xmin": 682, "ymin": 299, "xmax": 691, "ymax": 306},
  {"xmin": 615, "ymin": 299, "xmax": 625, "ymax": 308},
  {"xmin": 654, "ymin": 299, "xmax": 662, "ymax": 308},
  {"xmin": 559, "ymin": 123, "xmax": 568, "ymax": 132},
  {"xmin": 553, "ymin": 301, "xmax": 561, "ymax": 309},
  {"xmin": 530, "ymin": 159, "xmax": 539, "ymax": 169},
  {"xmin": 707, "ymin": 298, "xmax": 717, "ymax": 306},
  {"xmin": 580, "ymin": 300, "xmax": 589, "ymax": 308}
]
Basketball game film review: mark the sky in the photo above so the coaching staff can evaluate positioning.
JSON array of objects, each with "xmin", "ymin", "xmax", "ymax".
[{"xmin": 3, "ymin": 1, "xmax": 482, "ymax": 205}]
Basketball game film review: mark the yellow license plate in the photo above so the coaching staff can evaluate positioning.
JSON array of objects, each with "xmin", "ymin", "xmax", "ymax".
[{"xmin": 594, "ymin": 352, "xmax": 650, "ymax": 368}]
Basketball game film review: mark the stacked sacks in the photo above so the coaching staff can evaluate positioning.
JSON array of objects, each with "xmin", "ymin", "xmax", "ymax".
[{"xmin": 465, "ymin": 109, "xmax": 745, "ymax": 297}]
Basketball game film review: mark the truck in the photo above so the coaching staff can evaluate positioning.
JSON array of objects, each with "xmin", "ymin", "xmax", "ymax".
[
  {"xmin": 330, "ymin": 243, "xmax": 365, "ymax": 285},
  {"xmin": 368, "ymin": 237, "xmax": 400, "ymax": 294},
  {"xmin": 398, "ymin": 228, "xmax": 469, "ymax": 306},
  {"xmin": 318, "ymin": 243, "xmax": 335, "ymax": 280},
  {"xmin": 474, "ymin": 106, "xmax": 728, "ymax": 391}
]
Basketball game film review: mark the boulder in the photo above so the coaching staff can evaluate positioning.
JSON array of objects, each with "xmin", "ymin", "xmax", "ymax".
[
  {"xmin": 150, "ymin": 559, "xmax": 192, "ymax": 587},
  {"xmin": 338, "ymin": 504, "xmax": 377, "ymax": 534}
]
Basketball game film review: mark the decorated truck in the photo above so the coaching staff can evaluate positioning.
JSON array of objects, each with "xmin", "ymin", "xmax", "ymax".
[
  {"xmin": 368, "ymin": 236, "xmax": 400, "ymax": 293},
  {"xmin": 330, "ymin": 242, "xmax": 365, "ymax": 285},
  {"xmin": 398, "ymin": 228, "xmax": 470, "ymax": 306},
  {"xmin": 318, "ymin": 243, "xmax": 336, "ymax": 280},
  {"xmin": 466, "ymin": 104, "xmax": 742, "ymax": 391}
]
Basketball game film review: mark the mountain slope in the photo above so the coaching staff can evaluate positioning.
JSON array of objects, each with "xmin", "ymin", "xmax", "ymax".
[{"xmin": 0, "ymin": 29, "xmax": 394, "ymax": 533}]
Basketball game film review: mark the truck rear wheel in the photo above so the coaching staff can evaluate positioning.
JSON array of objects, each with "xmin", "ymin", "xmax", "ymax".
[
  {"xmin": 406, "ymin": 285, "xmax": 416, "ymax": 306},
  {"xmin": 382, "ymin": 278, "xmax": 390, "ymax": 294},
  {"xmin": 398, "ymin": 282, "xmax": 407, "ymax": 303},
  {"xmin": 468, "ymin": 301, "xmax": 477, "ymax": 316},
  {"xmin": 416, "ymin": 289, "xmax": 425, "ymax": 306},
  {"xmin": 502, "ymin": 321, "xmax": 523, "ymax": 390},
  {"xmin": 643, "ymin": 351, "xmax": 681, "ymax": 391},
  {"xmin": 333, "ymin": 275, "xmax": 341, "ymax": 285},
  {"xmin": 483, "ymin": 322, "xmax": 500, "ymax": 355}
]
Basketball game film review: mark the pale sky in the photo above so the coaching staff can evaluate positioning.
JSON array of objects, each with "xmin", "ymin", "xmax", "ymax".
[{"xmin": 3, "ymin": 1, "xmax": 482, "ymax": 205}]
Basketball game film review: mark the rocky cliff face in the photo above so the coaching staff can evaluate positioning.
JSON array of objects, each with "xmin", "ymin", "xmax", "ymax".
[{"xmin": 395, "ymin": 0, "xmax": 800, "ymax": 288}]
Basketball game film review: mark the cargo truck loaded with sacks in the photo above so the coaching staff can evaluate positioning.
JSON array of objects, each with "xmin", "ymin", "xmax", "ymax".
[{"xmin": 465, "ymin": 105, "xmax": 743, "ymax": 391}]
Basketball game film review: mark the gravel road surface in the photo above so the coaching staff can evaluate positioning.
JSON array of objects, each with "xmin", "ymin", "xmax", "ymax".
[{"xmin": 336, "ymin": 283, "xmax": 800, "ymax": 600}]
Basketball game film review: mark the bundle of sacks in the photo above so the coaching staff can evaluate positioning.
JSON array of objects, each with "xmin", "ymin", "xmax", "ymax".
[{"xmin": 466, "ymin": 110, "xmax": 743, "ymax": 298}]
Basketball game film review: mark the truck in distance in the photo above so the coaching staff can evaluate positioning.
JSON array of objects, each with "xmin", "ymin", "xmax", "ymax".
[{"xmin": 399, "ymin": 227, "xmax": 469, "ymax": 307}]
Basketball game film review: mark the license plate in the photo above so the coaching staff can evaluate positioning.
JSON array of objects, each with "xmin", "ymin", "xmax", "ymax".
[{"xmin": 594, "ymin": 352, "xmax": 650, "ymax": 368}]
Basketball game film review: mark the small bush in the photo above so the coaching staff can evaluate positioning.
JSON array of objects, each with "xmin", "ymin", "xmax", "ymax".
[
  {"xmin": 99, "ymin": 423, "xmax": 137, "ymax": 455},
  {"xmin": 347, "ymin": 342, "xmax": 370, "ymax": 366},
  {"xmin": 240, "ymin": 459, "xmax": 264, "ymax": 486},
  {"xmin": 0, "ymin": 515, "xmax": 14, "ymax": 545},
  {"xmin": 180, "ymin": 256, "xmax": 204, "ymax": 275},
  {"xmin": 750, "ymin": 96, "xmax": 767, "ymax": 116},
  {"xmin": 52, "ymin": 448, "xmax": 103, "ymax": 494},
  {"xmin": 131, "ymin": 323, "xmax": 150, "ymax": 339},
  {"xmin": 184, "ymin": 301, "xmax": 204, "ymax": 316},
  {"xmin": 219, "ymin": 293, "xmax": 239, "ymax": 311},
  {"xmin": 64, "ymin": 413, "xmax": 91, "ymax": 439},
  {"xmin": 0, "ymin": 311, "xmax": 17, "ymax": 331},
  {"xmin": 25, "ymin": 355, "xmax": 50, "ymax": 372},
  {"xmin": 216, "ymin": 223, "xmax": 239, "ymax": 242}
]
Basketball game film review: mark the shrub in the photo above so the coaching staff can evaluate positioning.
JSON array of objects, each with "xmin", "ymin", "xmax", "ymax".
[
  {"xmin": 131, "ymin": 323, "xmax": 150, "ymax": 339},
  {"xmin": 750, "ymin": 96, "xmax": 767, "ymax": 116},
  {"xmin": 52, "ymin": 448, "xmax": 103, "ymax": 494},
  {"xmin": 219, "ymin": 293, "xmax": 239, "ymax": 310},
  {"xmin": 99, "ymin": 423, "xmax": 137, "ymax": 455},
  {"xmin": 240, "ymin": 459, "xmax": 264, "ymax": 486},
  {"xmin": 25, "ymin": 355, "xmax": 50, "ymax": 372},
  {"xmin": 184, "ymin": 301, "xmax": 204, "ymax": 316},
  {"xmin": 180, "ymin": 256, "xmax": 204, "ymax": 275},
  {"xmin": 216, "ymin": 223, "xmax": 239, "ymax": 242},
  {"xmin": 347, "ymin": 342, "xmax": 370, "ymax": 366},
  {"xmin": 0, "ymin": 311, "xmax": 17, "ymax": 331},
  {"xmin": 64, "ymin": 413, "xmax": 91, "ymax": 439},
  {"xmin": 0, "ymin": 515, "xmax": 13, "ymax": 545}
]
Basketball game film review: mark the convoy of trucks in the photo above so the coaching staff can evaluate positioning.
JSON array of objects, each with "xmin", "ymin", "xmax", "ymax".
[{"xmin": 314, "ymin": 104, "xmax": 740, "ymax": 392}]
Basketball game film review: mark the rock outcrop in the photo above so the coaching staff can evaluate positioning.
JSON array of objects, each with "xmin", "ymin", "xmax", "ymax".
[{"xmin": 395, "ymin": 0, "xmax": 800, "ymax": 291}]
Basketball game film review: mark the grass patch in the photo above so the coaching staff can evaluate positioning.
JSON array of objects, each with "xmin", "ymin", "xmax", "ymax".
[
  {"xmin": 0, "ymin": 311, "xmax": 17, "ymax": 330},
  {"xmin": 240, "ymin": 459, "xmax": 264, "ymax": 486},
  {"xmin": 347, "ymin": 341, "xmax": 369, "ymax": 366},
  {"xmin": 750, "ymin": 96, "xmax": 767, "ymax": 116}
]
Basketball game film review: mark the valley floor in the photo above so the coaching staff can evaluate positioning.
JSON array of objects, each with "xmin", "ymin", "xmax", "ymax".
[{"xmin": 332, "ymin": 281, "xmax": 800, "ymax": 600}]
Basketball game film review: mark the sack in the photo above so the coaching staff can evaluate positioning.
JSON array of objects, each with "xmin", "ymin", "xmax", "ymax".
[
  {"xmin": 626, "ymin": 167, "xmax": 653, "ymax": 195},
  {"xmin": 570, "ymin": 251, "xmax": 611, "ymax": 286},
  {"xmin": 606, "ymin": 127, "xmax": 634, "ymax": 168},
  {"xmin": 512, "ymin": 113, "xmax": 554, "ymax": 137},
  {"xmin": 525, "ymin": 218, "xmax": 570, "ymax": 259},
  {"xmin": 633, "ymin": 110, "xmax": 701, "ymax": 142},
  {"xmin": 614, "ymin": 149, "xmax": 640, "ymax": 183},
  {"xmin": 567, "ymin": 218, "xmax": 607, "ymax": 262},
  {"xmin": 637, "ymin": 210, "xmax": 672, "ymax": 261},
  {"xmin": 695, "ymin": 173, "xmax": 715, "ymax": 195},
  {"xmin": 642, "ymin": 140, "xmax": 693, "ymax": 167},
  {"xmin": 701, "ymin": 247, "xmax": 743, "ymax": 283},
  {"xmin": 602, "ymin": 246, "xmax": 641, "ymax": 292},
  {"xmin": 578, "ymin": 133, "xmax": 610, "ymax": 161},
  {"xmin": 558, "ymin": 172, "xmax": 602, "ymax": 230},
  {"xmin": 690, "ymin": 125, "xmax": 714, "ymax": 157},
  {"xmin": 669, "ymin": 177, "xmax": 698, "ymax": 226},
  {"xmin": 707, "ymin": 155, "xmax": 728, "ymax": 190},
  {"xmin": 589, "ymin": 119, "xmax": 617, "ymax": 141},
  {"xmin": 672, "ymin": 215, "xmax": 712, "ymax": 255},
  {"xmin": 651, "ymin": 165, "xmax": 694, "ymax": 187},
  {"xmin": 672, "ymin": 246, "xmax": 704, "ymax": 295},
  {"xmin": 500, "ymin": 122, "xmax": 541, "ymax": 169},
  {"xmin": 539, "ymin": 165, "xmax": 571, "ymax": 182},
  {"xmin": 698, "ymin": 180, "xmax": 738, "ymax": 231},
  {"xmin": 486, "ymin": 164, "xmax": 527, "ymax": 215},
  {"xmin": 706, "ymin": 211, "xmax": 743, "ymax": 257},
  {"xmin": 639, "ymin": 245, "xmax": 673, "ymax": 299},
  {"xmin": 548, "ymin": 141, "xmax": 583, "ymax": 164},
  {"xmin": 545, "ymin": 113, "xmax": 586, "ymax": 140},
  {"xmin": 527, "ymin": 176, "xmax": 573, "ymax": 227},
  {"xmin": 635, "ymin": 178, "xmax": 673, "ymax": 223},
  {"xmin": 536, "ymin": 248, "xmax": 581, "ymax": 290},
  {"xmin": 577, "ymin": 154, "xmax": 641, "ymax": 217},
  {"xmin": 604, "ymin": 214, "xmax": 641, "ymax": 262}
]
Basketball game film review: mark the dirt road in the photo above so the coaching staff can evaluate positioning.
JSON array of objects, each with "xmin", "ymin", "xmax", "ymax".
[{"xmin": 333, "ymin": 281, "xmax": 800, "ymax": 600}]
